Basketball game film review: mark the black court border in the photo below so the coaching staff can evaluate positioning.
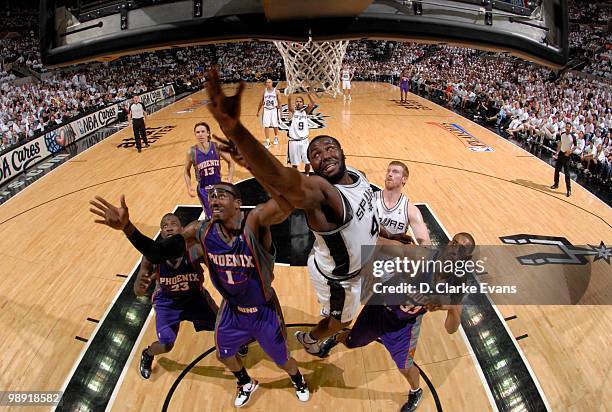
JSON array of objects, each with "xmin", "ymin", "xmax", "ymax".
[{"xmin": 417, "ymin": 204, "xmax": 549, "ymax": 412}]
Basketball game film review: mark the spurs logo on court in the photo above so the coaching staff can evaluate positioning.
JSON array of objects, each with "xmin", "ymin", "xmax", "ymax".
[
  {"xmin": 500, "ymin": 234, "xmax": 611, "ymax": 265},
  {"xmin": 117, "ymin": 125, "xmax": 176, "ymax": 148},
  {"xmin": 393, "ymin": 99, "xmax": 432, "ymax": 110},
  {"xmin": 278, "ymin": 104, "xmax": 328, "ymax": 131}
]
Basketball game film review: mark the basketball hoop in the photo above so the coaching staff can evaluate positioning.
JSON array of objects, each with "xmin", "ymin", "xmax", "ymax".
[{"xmin": 274, "ymin": 39, "xmax": 349, "ymax": 98}]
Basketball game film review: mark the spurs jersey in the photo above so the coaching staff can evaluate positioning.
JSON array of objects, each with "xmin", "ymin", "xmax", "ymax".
[
  {"xmin": 288, "ymin": 108, "xmax": 309, "ymax": 140},
  {"xmin": 375, "ymin": 191, "xmax": 410, "ymax": 235},
  {"xmin": 311, "ymin": 167, "xmax": 379, "ymax": 280},
  {"xmin": 263, "ymin": 88, "xmax": 278, "ymax": 110},
  {"xmin": 341, "ymin": 69, "xmax": 351, "ymax": 82}
]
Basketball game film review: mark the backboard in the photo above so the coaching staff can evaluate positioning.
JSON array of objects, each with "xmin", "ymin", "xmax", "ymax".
[{"xmin": 40, "ymin": 0, "xmax": 568, "ymax": 68}]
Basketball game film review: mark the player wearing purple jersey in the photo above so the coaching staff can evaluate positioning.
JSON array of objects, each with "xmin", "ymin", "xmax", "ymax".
[
  {"xmin": 184, "ymin": 122, "xmax": 234, "ymax": 217},
  {"xmin": 89, "ymin": 180, "xmax": 310, "ymax": 407},
  {"xmin": 135, "ymin": 213, "xmax": 220, "ymax": 379},
  {"xmin": 399, "ymin": 69, "xmax": 410, "ymax": 102},
  {"xmin": 318, "ymin": 232, "xmax": 474, "ymax": 412}
]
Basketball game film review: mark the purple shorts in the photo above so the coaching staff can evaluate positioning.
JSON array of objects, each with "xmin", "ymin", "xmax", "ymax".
[
  {"xmin": 346, "ymin": 305, "xmax": 422, "ymax": 369},
  {"xmin": 153, "ymin": 289, "xmax": 218, "ymax": 345},
  {"xmin": 197, "ymin": 184, "xmax": 212, "ymax": 218},
  {"xmin": 215, "ymin": 295, "xmax": 289, "ymax": 366},
  {"xmin": 400, "ymin": 82, "xmax": 409, "ymax": 93}
]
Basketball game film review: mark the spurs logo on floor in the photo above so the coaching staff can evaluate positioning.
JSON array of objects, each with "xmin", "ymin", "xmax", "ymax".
[
  {"xmin": 393, "ymin": 99, "xmax": 432, "ymax": 110},
  {"xmin": 500, "ymin": 234, "xmax": 611, "ymax": 265},
  {"xmin": 278, "ymin": 104, "xmax": 328, "ymax": 131},
  {"xmin": 116, "ymin": 125, "xmax": 176, "ymax": 148}
]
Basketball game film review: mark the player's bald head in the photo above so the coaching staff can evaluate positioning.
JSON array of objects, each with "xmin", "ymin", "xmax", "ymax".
[{"xmin": 453, "ymin": 232, "xmax": 475, "ymax": 256}]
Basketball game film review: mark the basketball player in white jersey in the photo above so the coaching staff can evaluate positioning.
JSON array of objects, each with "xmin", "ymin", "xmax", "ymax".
[
  {"xmin": 287, "ymin": 92, "xmax": 316, "ymax": 173},
  {"xmin": 205, "ymin": 69, "xmax": 379, "ymax": 357},
  {"xmin": 376, "ymin": 161, "xmax": 431, "ymax": 245},
  {"xmin": 256, "ymin": 79, "xmax": 282, "ymax": 148},
  {"xmin": 341, "ymin": 64, "xmax": 353, "ymax": 101}
]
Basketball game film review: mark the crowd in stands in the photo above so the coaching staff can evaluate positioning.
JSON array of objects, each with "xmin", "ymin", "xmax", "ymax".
[
  {"xmin": 1, "ymin": 3, "xmax": 611, "ymax": 192},
  {"xmin": 404, "ymin": 46, "xmax": 611, "ymax": 186},
  {"xmin": 0, "ymin": 52, "xmax": 198, "ymax": 150},
  {"xmin": 568, "ymin": 0, "xmax": 610, "ymax": 24},
  {"xmin": 345, "ymin": 41, "xmax": 426, "ymax": 82}
]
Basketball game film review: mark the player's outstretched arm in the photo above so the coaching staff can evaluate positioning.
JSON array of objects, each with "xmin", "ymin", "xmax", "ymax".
[
  {"xmin": 256, "ymin": 88, "xmax": 266, "ymax": 116},
  {"xmin": 379, "ymin": 225, "xmax": 415, "ymax": 244},
  {"xmin": 408, "ymin": 203, "xmax": 431, "ymax": 245},
  {"xmin": 134, "ymin": 257, "xmax": 154, "ymax": 296},
  {"xmin": 206, "ymin": 68, "xmax": 329, "ymax": 210},
  {"xmin": 184, "ymin": 149, "xmax": 197, "ymax": 197},
  {"xmin": 90, "ymin": 195, "xmax": 187, "ymax": 263},
  {"xmin": 444, "ymin": 305, "xmax": 462, "ymax": 334},
  {"xmin": 276, "ymin": 89, "xmax": 282, "ymax": 110},
  {"xmin": 219, "ymin": 150, "xmax": 235, "ymax": 183},
  {"xmin": 247, "ymin": 196, "xmax": 293, "ymax": 232},
  {"xmin": 287, "ymin": 94, "xmax": 294, "ymax": 117},
  {"xmin": 426, "ymin": 304, "xmax": 462, "ymax": 334},
  {"xmin": 305, "ymin": 92, "xmax": 316, "ymax": 114}
]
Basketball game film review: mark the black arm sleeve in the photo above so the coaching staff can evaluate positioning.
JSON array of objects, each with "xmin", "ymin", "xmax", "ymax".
[{"xmin": 126, "ymin": 229, "xmax": 185, "ymax": 264}]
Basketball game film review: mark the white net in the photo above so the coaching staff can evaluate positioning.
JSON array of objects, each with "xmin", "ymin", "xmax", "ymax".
[{"xmin": 274, "ymin": 40, "xmax": 350, "ymax": 98}]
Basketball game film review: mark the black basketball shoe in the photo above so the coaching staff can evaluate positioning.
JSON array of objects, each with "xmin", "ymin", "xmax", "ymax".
[
  {"xmin": 317, "ymin": 334, "xmax": 340, "ymax": 358},
  {"xmin": 401, "ymin": 388, "xmax": 423, "ymax": 412},
  {"xmin": 140, "ymin": 348, "xmax": 153, "ymax": 379}
]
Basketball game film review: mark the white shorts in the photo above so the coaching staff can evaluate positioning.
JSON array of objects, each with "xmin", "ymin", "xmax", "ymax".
[
  {"xmin": 342, "ymin": 80, "xmax": 351, "ymax": 90},
  {"xmin": 288, "ymin": 138, "xmax": 310, "ymax": 166},
  {"xmin": 307, "ymin": 254, "xmax": 361, "ymax": 324},
  {"xmin": 262, "ymin": 108, "xmax": 279, "ymax": 128}
]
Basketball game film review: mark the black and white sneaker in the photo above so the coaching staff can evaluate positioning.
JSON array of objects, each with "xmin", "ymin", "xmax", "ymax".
[
  {"xmin": 292, "ymin": 377, "xmax": 310, "ymax": 402},
  {"xmin": 317, "ymin": 334, "xmax": 339, "ymax": 358},
  {"xmin": 238, "ymin": 345, "xmax": 249, "ymax": 357},
  {"xmin": 400, "ymin": 388, "xmax": 423, "ymax": 412},
  {"xmin": 294, "ymin": 331, "xmax": 323, "ymax": 357},
  {"xmin": 234, "ymin": 379, "xmax": 259, "ymax": 408},
  {"xmin": 139, "ymin": 348, "xmax": 153, "ymax": 379}
]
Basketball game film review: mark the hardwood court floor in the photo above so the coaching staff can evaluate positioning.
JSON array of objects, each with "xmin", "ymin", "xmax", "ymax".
[{"xmin": 0, "ymin": 82, "xmax": 610, "ymax": 412}]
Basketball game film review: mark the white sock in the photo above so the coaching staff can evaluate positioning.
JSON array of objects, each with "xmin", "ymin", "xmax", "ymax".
[{"xmin": 410, "ymin": 388, "xmax": 421, "ymax": 394}]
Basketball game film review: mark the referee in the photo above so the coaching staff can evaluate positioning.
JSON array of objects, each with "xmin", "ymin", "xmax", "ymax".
[
  {"xmin": 551, "ymin": 122, "xmax": 575, "ymax": 197},
  {"xmin": 128, "ymin": 95, "xmax": 149, "ymax": 153}
]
